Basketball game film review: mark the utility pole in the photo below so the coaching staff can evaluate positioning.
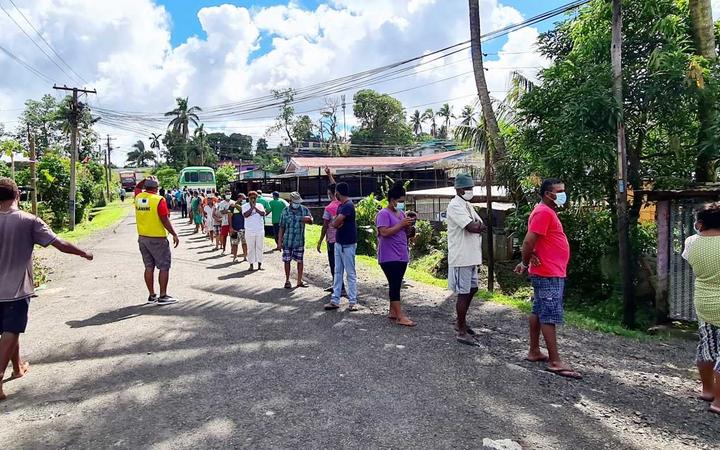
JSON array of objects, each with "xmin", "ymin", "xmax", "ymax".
[
  {"xmin": 611, "ymin": 0, "xmax": 634, "ymax": 328},
  {"xmin": 27, "ymin": 124, "xmax": 37, "ymax": 215},
  {"xmin": 102, "ymin": 142, "xmax": 109, "ymax": 200},
  {"xmin": 52, "ymin": 84, "xmax": 97, "ymax": 230},
  {"xmin": 341, "ymin": 94, "xmax": 347, "ymax": 142}
]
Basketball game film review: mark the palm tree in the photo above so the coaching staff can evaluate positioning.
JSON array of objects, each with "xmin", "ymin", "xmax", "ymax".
[
  {"xmin": 164, "ymin": 97, "xmax": 202, "ymax": 141},
  {"xmin": 459, "ymin": 105, "xmax": 477, "ymax": 127},
  {"xmin": 422, "ymin": 108, "xmax": 437, "ymax": 137},
  {"xmin": 149, "ymin": 132, "xmax": 163, "ymax": 162},
  {"xmin": 192, "ymin": 124, "xmax": 208, "ymax": 165},
  {"xmin": 409, "ymin": 110, "xmax": 423, "ymax": 136},
  {"xmin": 126, "ymin": 140, "xmax": 156, "ymax": 167},
  {"xmin": 437, "ymin": 103, "xmax": 455, "ymax": 138}
]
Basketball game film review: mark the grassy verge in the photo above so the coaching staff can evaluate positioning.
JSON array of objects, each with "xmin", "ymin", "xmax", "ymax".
[{"xmin": 57, "ymin": 200, "xmax": 132, "ymax": 242}]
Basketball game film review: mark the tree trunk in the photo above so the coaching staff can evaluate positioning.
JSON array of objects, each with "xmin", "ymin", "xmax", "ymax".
[
  {"xmin": 468, "ymin": 0, "xmax": 507, "ymax": 165},
  {"xmin": 690, "ymin": 0, "xmax": 718, "ymax": 182}
]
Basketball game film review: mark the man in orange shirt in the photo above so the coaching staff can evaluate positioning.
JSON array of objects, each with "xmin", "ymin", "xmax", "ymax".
[{"xmin": 515, "ymin": 178, "xmax": 580, "ymax": 379}]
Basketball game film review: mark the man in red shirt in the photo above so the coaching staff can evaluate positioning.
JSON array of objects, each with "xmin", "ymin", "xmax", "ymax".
[{"xmin": 515, "ymin": 178, "xmax": 580, "ymax": 379}]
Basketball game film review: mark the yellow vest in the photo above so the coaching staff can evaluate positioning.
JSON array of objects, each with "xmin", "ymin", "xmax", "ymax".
[{"xmin": 135, "ymin": 192, "xmax": 167, "ymax": 237}]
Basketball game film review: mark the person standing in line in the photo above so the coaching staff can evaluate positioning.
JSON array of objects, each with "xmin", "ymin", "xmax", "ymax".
[
  {"xmin": 203, "ymin": 195, "xmax": 216, "ymax": 245},
  {"xmin": 242, "ymin": 191, "xmax": 267, "ymax": 271},
  {"xmin": 317, "ymin": 167, "xmax": 343, "ymax": 293},
  {"xmin": 446, "ymin": 174, "xmax": 485, "ymax": 345},
  {"xmin": 185, "ymin": 188, "xmax": 193, "ymax": 224},
  {"xmin": 269, "ymin": 191, "xmax": 289, "ymax": 251},
  {"xmin": 216, "ymin": 190, "xmax": 232, "ymax": 254},
  {"xmin": 229, "ymin": 193, "xmax": 248, "ymax": 263},
  {"xmin": 119, "ymin": 186, "xmax": 126, "ymax": 202},
  {"xmin": 134, "ymin": 177, "xmax": 180, "ymax": 305},
  {"xmin": 191, "ymin": 191, "xmax": 202, "ymax": 234},
  {"xmin": 174, "ymin": 189, "xmax": 182, "ymax": 213},
  {"xmin": 514, "ymin": 178, "xmax": 580, "ymax": 379},
  {"xmin": 324, "ymin": 182, "xmax": 359, "ymax": 311},
  {"xmin": 200, "ymin": 193, "xmax": 208, "ymax": 233},
  {"xmin": 683, "ymin": 203, "xmax": 720, "ymax": 414},
  {"xmin": 179, "ymin": 188, "xmax": 187, "ymax": 219},
  {"xmin": 0, "ymin": 177, "xmax": 94, "ymax": 401},
  {"xmin": 376, "ymin": 182, "xmax": 416, "ymax": 327},
  {"xmin": 279, "ymin": 192, "xmax": 313, "ymax": 289},
  {"xmin": 256, "ymin": 189, "xmax": 271, "ymax": 219},
  {"xmin": 212, "ymin": 197, "xmax": 223, "ymax": 250}
]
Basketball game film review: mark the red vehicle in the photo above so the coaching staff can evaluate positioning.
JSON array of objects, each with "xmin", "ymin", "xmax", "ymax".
[{"xmin": 120, "ymin": 171, "xmax": 138, "ymax": 192}]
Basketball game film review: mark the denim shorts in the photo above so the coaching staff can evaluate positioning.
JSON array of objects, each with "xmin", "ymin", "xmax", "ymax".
[
  {"xmin": 530, "ymin": 276, "xmax": 565, "ymax": 325},
  {"xmin": 0, "ymin": 297, "xmax": 30, "ymax": 334}
]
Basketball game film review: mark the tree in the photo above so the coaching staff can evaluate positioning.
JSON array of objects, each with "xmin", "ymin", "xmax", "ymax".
[
  {"xmin": 422, "ymin": 108, "xmax": 437, "ymax": 137},
  {"xmin": 409, "ymin": 109, "xmax": 423, "ymax": 136},
  {"xmin": 459, "ymin": 105, "xmax": 477, "ymax": 128},
  {"xmin": 0, "ymin": 139, "xmax": 25, "ymax": 179},
  {"xmin": 689, "ymin": 0, "xmax": 719, "ymax": 181},
  {"xmin": 149, "ymin": 132, "xmax": 163, "ymax": 161},
  {"xmin": 437, "ymin": 103, "xmax": 455, "ymax": 138},
  {"xmin": 321, "ymin": 97, "xmax": 342, "ymax": 153},
  {"xmin": 266, "ymin": 88, "xmax": 297, "ymax": 147},
  {"xmin": 215, "ymin": 163, "xmax": 236, "ymax": 192},
  {"xmin": 154, "ymin": 166, "xmax": 179, "ymax": 190},
  {"xmin": 164, "ymin": 97, "xmax": 202, "ymax": 141},
  {"xmin": 256, "ymin": 138, "xmax": 269, "ymax": 154},
  {"xmin": 192, "ymin": 124, "xmax": 208, "ymax": 165},
  {"xmin": 207, "ymin": 132, "xmax": 253, "ymax": 161},
  {"xmin": 351, "ymin": 89, "xmax": 414, "ymax": 147},
  {"xmin": 126, "ymin": 140, "xmax": 156, "ymax": 167},
  {"xmin": 292, "ymin": 115, "xmax": 316, "ymax": 145}
]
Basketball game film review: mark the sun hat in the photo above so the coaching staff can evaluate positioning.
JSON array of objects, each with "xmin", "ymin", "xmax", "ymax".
[
  {"xmin": 290, "ymin": 192, "xmax": 303, "ymax": 203},
  {"xmin": 454, "ymin": 173, "xmax": 474, "ymax": 189}
]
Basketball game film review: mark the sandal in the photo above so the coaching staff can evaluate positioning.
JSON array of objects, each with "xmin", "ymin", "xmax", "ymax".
[
  {"xmin": 296, "ymin": 281, "xmax": 309, "ymax": 288},
  {"xmin": 284, "ymin": 281, "xmax": 292, "ymax": 289},
  {"xmin": 545, "ymin": 367, "xmax": 583, "ymax": 380},
  {"xmin": 709, "ymin": 404, "xmax": 720, "ymax": 415},
  {"xmin": 456, "ymin": 336, "xmax": 480, "ymax": 347},
  {"xmin": 324, "ymin": 303, "xmax": 340, "ymax": 311},
  {"xmin": 347, "ymin": 304, "xmax": 359, "ymax": 312}
]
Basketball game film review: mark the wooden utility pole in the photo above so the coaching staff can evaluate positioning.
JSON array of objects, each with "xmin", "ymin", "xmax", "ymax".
[
  {"xmin": 469, "ymin": 0, "xmax": 503, "ymax": 291},
  {"xmin": 27, "ymin": 124, "xmax": 37, "ymax": 215},
  {"xmin": 102, "ymin": 143, "xmax": 109, "ymax": 200},
  {"xmin": 52, "ymin": 84, "xmax": 97, "ymax": 230},
  {"xmin": 341, "ymin": 94, "xmax": 347, "ymax": 142},
  {"xmin": 611, "ymin": 0, "xmax": 635, "ymax": 327}
]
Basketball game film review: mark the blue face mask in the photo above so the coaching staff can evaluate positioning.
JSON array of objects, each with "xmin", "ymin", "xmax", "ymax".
[
  {"xmin": 554, "ymin": 192, "xmax": 567, "ymax": 207},
  {"xmin": 396, "ymin": 202, "xmax": 405, "ymax": 211}
]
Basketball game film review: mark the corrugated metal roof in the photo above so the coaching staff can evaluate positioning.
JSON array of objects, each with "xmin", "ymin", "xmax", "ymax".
[
  {"xmin": 286, "ymin": 150, "xmax": 465, "ymax": 173},
  {"xmin": 406, "ymin": 185, "xmax": 510, "ymax": 200}
]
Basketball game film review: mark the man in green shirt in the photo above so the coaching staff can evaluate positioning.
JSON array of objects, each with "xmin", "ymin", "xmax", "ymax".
[{"xmin": 268, "ymin": 191, "xmax": 288, "ymax": 251}]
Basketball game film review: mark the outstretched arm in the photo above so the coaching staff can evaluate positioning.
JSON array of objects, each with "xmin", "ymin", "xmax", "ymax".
[{"xmin": 51, "ymin": 239, "xmax": 93, "ymax": 260}]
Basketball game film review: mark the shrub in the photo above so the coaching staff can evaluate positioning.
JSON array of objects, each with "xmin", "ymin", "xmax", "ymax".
[
  {"xmin": 154, "ymin": 166, "xmax": 179, "ymax": 191},
  {"xmin": 215, "ymin": 163, "xmax": 236, "ymax": 192},
  {"xmin": 355, "ymin": 194, "xmax": 384, "ymax": 255},
  {"xmin": 410, "ymin": 219, "xmax": 435, "ymax": 259}
]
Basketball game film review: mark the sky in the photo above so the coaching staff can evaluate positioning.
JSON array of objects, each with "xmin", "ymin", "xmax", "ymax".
[{"xmin": 0, "ymin": 0, "xmax": 714, "ymax": 165}]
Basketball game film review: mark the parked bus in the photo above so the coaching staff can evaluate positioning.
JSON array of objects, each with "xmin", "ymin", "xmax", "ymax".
[{"xmin": 178, "ymin": 166, "xmax": 217, "ymax": 192}]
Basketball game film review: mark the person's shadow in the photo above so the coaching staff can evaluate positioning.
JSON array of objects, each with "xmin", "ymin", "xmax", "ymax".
[{"xmin": 66, "ymin": 304, "xmax": 152, "ymax": 328}]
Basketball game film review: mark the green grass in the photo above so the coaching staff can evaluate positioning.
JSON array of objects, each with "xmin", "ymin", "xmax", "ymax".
[{"xmin": 57, "ymin": 200, "xmax": 132, "ymax": 242}]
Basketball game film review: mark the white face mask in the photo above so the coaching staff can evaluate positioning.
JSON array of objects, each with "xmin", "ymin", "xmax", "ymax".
[
  {"xmin": 461, "ymin": 191, "xmax": 474, "ymax": 201},
  {"xmin": 553, "ymin": 192, "xmax": 567, "ymax": 207}
]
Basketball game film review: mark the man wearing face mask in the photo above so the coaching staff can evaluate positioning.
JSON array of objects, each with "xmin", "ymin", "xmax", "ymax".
[
  {"xmin": 278, "ymin": 192, "xmax": 313, "ymax": 288},
  {"xmin": 217, "ymin": 190, "xmax": 232, "ymax": 255},
  {"xmin": 446, "ymin": 174, "xmax": 485, "ymax": 346},
  {"xmin": 514, "ymin": 178, "xmax": 580, "ymax": 379}
]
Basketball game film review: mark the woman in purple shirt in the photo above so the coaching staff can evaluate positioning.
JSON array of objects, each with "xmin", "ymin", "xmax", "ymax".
[{"xmin": 376, "ymin": 183, "xmax": 416, "ymax": 327}]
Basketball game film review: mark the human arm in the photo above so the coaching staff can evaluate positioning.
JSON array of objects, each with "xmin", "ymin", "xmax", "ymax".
[
  {"xmin": 317, "ymin": 218, "xmax": 329, "ymax": 252},
  {"xmin": 302, "ymin": 208, "xmax": 313, "ymax": 225},
  {"xmin": 325, "ymin": 166, "xmax": 336, "ymax": 185},
  {"xmin": 50, "ymin": 239, "xmax": 93, "ymax": 260},
  {"xmin": 331, "ymin": 213, "xmax": 345, "ymax": 229},
  {"xmin": 157, "ymin": 199, "xmax": 179, "ymax": 247},
  {"xmin": 464, "ymin": 220, "xmax": 486, "ymax": 234},
  {"xmin": 377, "ymin": 210, "xmax": 413, "ymax": 237},
  {"xmin": 255, "ymin": 204, "xmax": 267, "ymax": 216},
  {"xmin": 514, "ymin": 231, "xmax": 539, "ymax": 273}
]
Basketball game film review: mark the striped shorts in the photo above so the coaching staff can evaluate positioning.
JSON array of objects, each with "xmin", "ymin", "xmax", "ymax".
[{"xmin": 696, "ymin": 321, "xmax": 720, "ymax": 372}]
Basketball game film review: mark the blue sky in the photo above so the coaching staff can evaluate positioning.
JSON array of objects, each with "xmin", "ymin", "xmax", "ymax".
[{"xmin": 157, "ymin": 0, "xmax": 571, "ymax": 55}]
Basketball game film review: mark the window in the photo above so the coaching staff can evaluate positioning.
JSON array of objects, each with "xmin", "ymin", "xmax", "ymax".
[
  {"xmin": 184, "ymin": 172, "xmax": 198, "ymax": 182},
  {"xmin": 199, "ymin": 172, "xmax": 214, "ymax": 182}
]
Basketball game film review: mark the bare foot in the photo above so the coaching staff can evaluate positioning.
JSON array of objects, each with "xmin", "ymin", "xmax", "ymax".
[
  {"xmin": 526, "ymin": 351, "xmax": 549, "ymax": 362},
  {"xmin": 395, "ymin": 316, "xmax": 416, "ymax": 327},
  {"xmin": 700, "ymin": 391, "xmax": 715, "ymax": 402},
  {"xmin": 11, "ymin": 361, "xmax": 30, "ymax": 379},
  {"xmin": 0, "ymin": 386, "xmax": 6, "ymax": 401}
]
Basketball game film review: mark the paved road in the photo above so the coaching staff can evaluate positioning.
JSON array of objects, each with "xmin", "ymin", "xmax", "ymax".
[{"xmin": 1, "ymin": 213, "xmax": 718, "ymax": 449}]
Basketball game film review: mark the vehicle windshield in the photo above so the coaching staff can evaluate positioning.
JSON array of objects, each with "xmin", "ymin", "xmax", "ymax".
[{"xmin": 183, "ymin": 171, "xmax": 214, "ymax": 183}]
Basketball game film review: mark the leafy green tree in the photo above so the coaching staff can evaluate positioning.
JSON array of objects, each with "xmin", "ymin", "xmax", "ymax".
[
  {"xmin": 292, "ymin": 115, "xmax": 316, "ymax": 144},
  {"xmin": 207, "ymin": 132, "xmax": 253, "ymax": 161},
  {"xmin": 266, "ymin": 88, "xmax": 297, "ymax": 147},
  {"xmin": 149, "ymin": 132, "xmax": 163, "ymax": 161},
  {"xmin": 256, "ymin": 138, "xmax": 269, "ymax": 154},
  {"xmin": 215, "ymin": 163, "xmax": 236, "ymax": 192},
  {"xmin": 351, "ymin": 89, "xmax": 413, "ymax": 147},
  {"xmin": 1, "ymin": 139, "xmax": 26, "ymax": 179},
  {"xmin": 154, "ymin": 166, "xmax": 179, "ymax": 190},
  {"xmin": 459, "ymin": 105, "xmax": 477, "ymax": 128},
  {"xmin": 165, "ymin": 97, "xmax": 202, "ymax": 141}
]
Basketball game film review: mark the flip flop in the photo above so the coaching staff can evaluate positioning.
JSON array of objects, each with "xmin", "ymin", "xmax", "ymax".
[
  {"xmin": 699, "ymin": 394, "xmax": 715, "ymax": 402},
  {"xmin": 284, "ymin": 281, "xmax": 292, "ymax": 289},
  {"xmin": 545, "ymin": 367, "xmax": 583, "ymax": 380},
  {"xmin": 525, "ymin": 355, "xmax": 549, "ymax": 363},
  {"xmin": 454, "ymin": 327, "xmax": 477, "ymax": 336},
  {"xmin": 709, "ymin": 404, "xmax": 720, "ymax": 415},
  {"xmin": 296, "ymin": 281, "xmax": 309, "ymax": 288},
  {"xmin": 324, "ymin": 303, "xmax": 340, "ymax": 311},
  {"xmin": 395, "ymin": 319, "xmax": 417, "ymax": 327},
  {"xmin": 347, "ymin": 304, "xmax": 359, "ymax": 312}
]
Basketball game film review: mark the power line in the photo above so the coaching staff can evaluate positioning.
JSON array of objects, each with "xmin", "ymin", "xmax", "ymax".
[
  {"xmin": 7, "ymin": 0, "xmax": 89, "ymax": 84},
  {"xmin": 0, "ymin": 43, "xmax": 53, "ymax": 83}
]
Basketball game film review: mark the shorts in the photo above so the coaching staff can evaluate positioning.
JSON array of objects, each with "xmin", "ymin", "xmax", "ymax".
[
  {"xmin": 138, "ymin": 236, "xmax": 172, "ymax": 271},
  {"xmin": 221, "ymin": 225, "xmax": 230, "ymax": 237},
  {"xmin": 530, "ymin": 276, "xmax": 565, "ymax": 325},
  {"xmin": 0, "ymin": 297, "xmax": 30, "ymax": 334},
  {"xmin": 230, "ymin": 230, "xmax": 246, "ymax": 246},
  {"xmin": 448, "ymin": 266, "xmax": 478, "ymax": 295},
  {"xmin": 273, "ymin": 223, "xmax": 281, "ymax": 240},
  {"xmin": 282, "ymin": 246, "xmax": 305, "ymax": 263},
  {"xmin": 213, "ymin": 224, "xmax": 221, "ymax": 234},
  {"xmin": 696, "ymin": 321, "xmax": 720, "ymax": 372}
]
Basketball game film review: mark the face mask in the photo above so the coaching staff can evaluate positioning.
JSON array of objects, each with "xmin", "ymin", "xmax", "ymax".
[
  {"xmin": 461, "ymin": 191, "xmax": 474, "ymax": 201},
  {"xmin": 291, "ymin": 202, "xmax": 301, "ymax": 209},
  {"xmin": 553, "ymin": 192, "xmax": 567, "ymax": 207},
  {"xmin": 225, "ymin": 195, "xmax": 230, "ymax": 200},
  {"xmin": 396, "ymin": 202, "xmax": 405, "ymax": 211}
]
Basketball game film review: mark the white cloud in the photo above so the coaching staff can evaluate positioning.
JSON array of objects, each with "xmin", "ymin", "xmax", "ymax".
[{"xmin": 0, "ymin": 0, "xmax": 548, "ymax": 164}]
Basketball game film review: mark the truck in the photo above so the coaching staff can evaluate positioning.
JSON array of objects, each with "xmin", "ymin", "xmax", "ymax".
[{"xmin": 119, "ymin": 170, "xmax": 146, "ymax": 192}]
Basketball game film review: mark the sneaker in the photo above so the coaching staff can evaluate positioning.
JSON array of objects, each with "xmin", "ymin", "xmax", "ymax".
[
  {"xmin": 147, "ymin": 294, "xmax": 158, "ymax": 304},
  {"xmin": 157, "ymin": 295, "xmax": 178, "ymax": 305},
  {"xmin": 324, "ymin": 302, "xmax": 340, "ymax": 311}
]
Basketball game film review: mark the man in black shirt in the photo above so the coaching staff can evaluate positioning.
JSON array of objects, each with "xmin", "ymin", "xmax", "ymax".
[{"xmin": 324, "ymin": 182, "xmax": 358, "ymax": 311}]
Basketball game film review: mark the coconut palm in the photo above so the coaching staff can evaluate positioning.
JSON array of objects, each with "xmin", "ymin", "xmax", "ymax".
[
  {"xmin": 437, "ymin": 103, "xmax": 455, "ymax": 137},
  {"xmin": 126, "ymin": 140, "xmax": 157, "ymax": 167},
  {"xmin": 149, "ymin": 132, "xmax": 163, "ymax": 162},
  {"xmin": 192, "ymin": 124, "xmax": 208, "ymax": 165},
  {"xmin": 459, "ymin": 105, "xmax": 477, "ymax": 128},
  {"xmin": 409, "ymin": 109, "xmax": 423, "ymax": 136},
  {"xmin": 422, "ymin": 108, "xmax": 437, "ymax": 137},
  {"xmin": 164, "ymin": 97, "xmax": 202, "ymax": 141}
]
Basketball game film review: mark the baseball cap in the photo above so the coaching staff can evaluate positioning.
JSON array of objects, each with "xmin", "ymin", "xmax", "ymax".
[
  {"xmin": 272, "ymin": 191, "xmax": 280, "ymax": 197},
  {"xmin": 144, "ymin": 178, "xmax": 159, "ymax": 189}
]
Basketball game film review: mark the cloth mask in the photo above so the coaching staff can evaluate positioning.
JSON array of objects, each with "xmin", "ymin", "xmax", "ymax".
[
  {"xmin": 461, "ymin": 191, "xmax": 474, "ymax": 201},
  {"xmin": 396, "ymin": 202, "xmax": 405, "ymax": 211}
]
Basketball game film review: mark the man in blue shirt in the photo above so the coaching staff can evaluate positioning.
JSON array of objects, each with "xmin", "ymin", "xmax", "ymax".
[
  {"xmin": 279, "ymin": 192, "xmax": 313, "ymax": 289},
  {"xmin": 325, "ymin": 182, "xmax": 358, "ymax": 311}
]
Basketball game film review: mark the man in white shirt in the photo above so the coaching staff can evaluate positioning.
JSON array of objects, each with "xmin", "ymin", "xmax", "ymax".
[
  {"xmin": 203, "ymin": 196, "xmax": 216, "ymax": 245},
  {"xmin": 446, "ymin": 173, "xmax": 485, "ymax": 346},
  {"xmin": 242, "ymin": 191, "xmax": 267, "ymax": 271}
]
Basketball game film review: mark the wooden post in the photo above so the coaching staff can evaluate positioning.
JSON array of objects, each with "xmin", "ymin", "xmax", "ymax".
[
  {"xmin": 655, "ymin": 201, "xmax": 671, "ymax": 322},
  {"xmin": 484, "ymin": 148, "xmax": 494, "ymax": 292},
  {"xmin": 27, "ymin": 125, "xmax": 37, "ymax": 215},
  {"xmin": 612, "ymin": 0, "xmax": 635, "ymax": 327}
]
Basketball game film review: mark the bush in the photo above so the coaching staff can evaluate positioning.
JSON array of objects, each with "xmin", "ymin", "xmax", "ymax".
[
  {"xmin": 355, "ymin": 194, "xmax": 384, "ymax": 255},
  {"xmin": 154, "ymin": 166, "xmax": 179, "ymax": 191},
  {"xmin": 410, "ymin": 219, "xmax": 435, "ymax": 259},
  {"xmin": 215, "ymin": 163, "xmax": 236, "ymax": 192}
]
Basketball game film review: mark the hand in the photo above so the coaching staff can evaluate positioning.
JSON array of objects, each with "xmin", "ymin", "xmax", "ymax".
[
  {"xmin": 303, "ymin": 216, "xmax": 313, "ymax": 224},
  {"xmin": 514, "ymin": 262, "xmax": 527, "ymax": 274},
  {"xmin": 172, "ymin": 234, "xmax": 179, "ymax": 248},
  {"xmin": 400, "ymin": 217, "xmax": 414, "ymax": 228},
  {"xmin": 325, "ymin": 166, "xmax": 331, "ymax": 176},
  {"xmin": 83, "ymin": 251, "xmax": 94, "ymax": 261},
  {"xmin": 530, "ymin": 254, "xmax": 541, "ymax": 267},
  {"xmin": 316, "ymin": 241, "xmax": 322, "ymax": 253}
]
